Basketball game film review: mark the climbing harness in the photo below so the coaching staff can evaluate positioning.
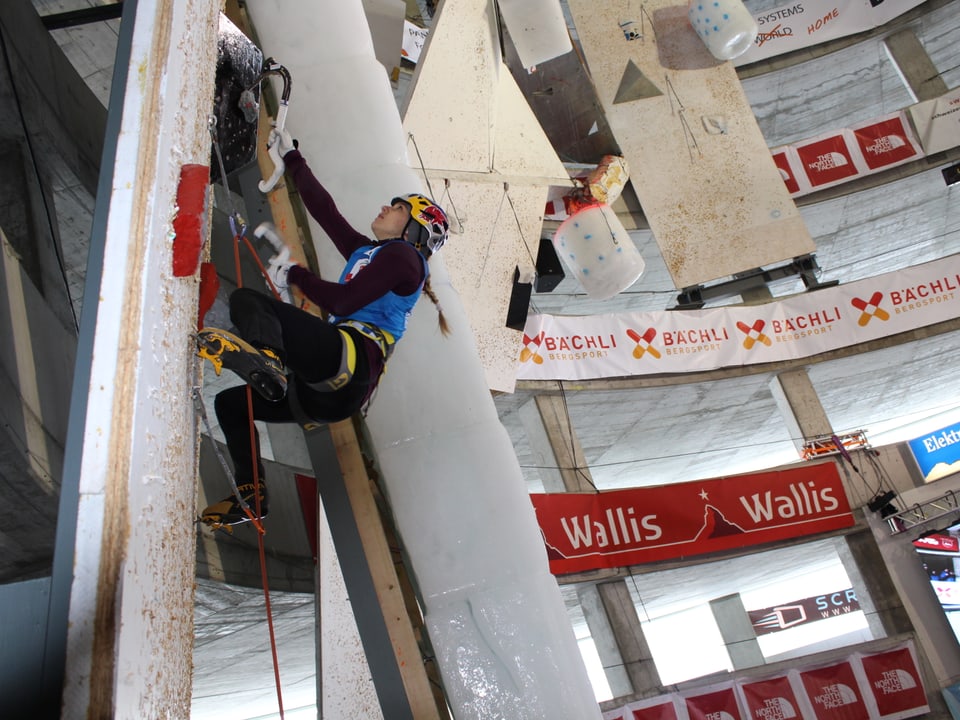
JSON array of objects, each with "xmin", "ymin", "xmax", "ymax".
[{"xmin": 338, "ymin": 319, "xmax": 395, "ymax": 359}]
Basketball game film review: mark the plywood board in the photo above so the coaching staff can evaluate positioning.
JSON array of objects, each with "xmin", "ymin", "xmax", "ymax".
[
  {"xmin": 568, "ymin": 0, "xmax": 815, "ymax": 289},
  {"xmin": 402, "ymin": 0, "xmax": 570, "ymax": 391},
  {"xmin": 435, "ymin": 180, "xmax": 546, "ymax": 392}
]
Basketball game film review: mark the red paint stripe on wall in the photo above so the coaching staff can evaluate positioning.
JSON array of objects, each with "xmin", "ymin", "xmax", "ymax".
[{"xmin": 172, "ymin": 164, "xmax": 210, "ymax": 277}]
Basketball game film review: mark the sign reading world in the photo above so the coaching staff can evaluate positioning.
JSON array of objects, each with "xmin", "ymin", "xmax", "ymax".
[{"xmin": 908, "ymin": 420, "xmax": 960, "ymax": 482}]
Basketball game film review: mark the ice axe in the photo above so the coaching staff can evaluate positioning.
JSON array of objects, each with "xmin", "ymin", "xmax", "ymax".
[{"xmin": 240, "ymin": 58, "xmax": 292, "ymax": 193}]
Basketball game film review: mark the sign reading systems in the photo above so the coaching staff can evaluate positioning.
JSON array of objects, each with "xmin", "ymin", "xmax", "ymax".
[{"xmin": 908, "ymin": 420, "xmax": 960, "ymax": 481}]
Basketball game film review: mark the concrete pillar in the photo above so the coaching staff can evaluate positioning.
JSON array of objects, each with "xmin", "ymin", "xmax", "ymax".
[
  {"xmin": 769, "ymin": 368, "xmax": 832, "ymax": 453},
  {"xmin": 598, "ymin": 580, "xmax": 662, "ymax": 695},
  {"xmin": 834, "ymin": 531, "xmax": 912, "ymax": 640},
  {"xmin": 866, "ymin": 502, "xmax": 960, "ymax": 686},
  {"xmin": 709, "ymin": 593, "xmax": 764, "ymax": 669},
  {"xmin": 518, "ymin": 397, "xmax": 566, "ymax": 492},
  {"xmin": 578, "ymin": 584, "xmax": 633, "ymax": 698},
  {"xmin": 883, "ymin": 29, "xmax": 948, "ymax": 103},
  {"xmin": 525, "ymin": 394, "xmax": 596, "ymax": 493},
  {"xmin": 527, "ymin": 393, "xmax": 653, "ymax": 698},
  {"xmin": 525, "ymin": 392, "xmax": 654, "ymax": 698},
  {"xmin": 769, "ymin": 370, "xmax": 900, "ymax": 623}
]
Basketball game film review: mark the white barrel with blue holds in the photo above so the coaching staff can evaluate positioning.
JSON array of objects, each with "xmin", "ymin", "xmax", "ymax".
[
  {"xmin": 687, "ymin": 0, "xmax": 758, "ymax": 61},
  {"xmin": 553, "ymin": 204, "xmax": 645, "ymax": 301}
]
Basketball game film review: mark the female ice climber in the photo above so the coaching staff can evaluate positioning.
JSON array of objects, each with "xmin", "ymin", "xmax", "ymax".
[{"xmin": 198, "ymin": 128, "xmax": 449, "ymax": 527}]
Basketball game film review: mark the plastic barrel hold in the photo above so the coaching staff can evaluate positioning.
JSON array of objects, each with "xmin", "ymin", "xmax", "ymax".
[
  {"xmin": 552, "ymin": 204, "xmax": 645, "ymax": 300},
  {"xmin": 687, "ymin": 0, "xmax": 758, "ymax": 61}
]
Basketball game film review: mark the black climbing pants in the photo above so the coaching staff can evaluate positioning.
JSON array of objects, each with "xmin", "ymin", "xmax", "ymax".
[{"xmin": 214, "ymin": 288, "xmax": 374, "ymax": 484}]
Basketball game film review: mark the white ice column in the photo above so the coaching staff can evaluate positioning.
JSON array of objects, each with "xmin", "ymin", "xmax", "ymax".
[{"xmin": 246, "ymin": 1, "xmax": 601, "ymax": 717}]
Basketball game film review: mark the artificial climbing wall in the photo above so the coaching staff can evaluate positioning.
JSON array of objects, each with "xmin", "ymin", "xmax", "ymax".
[
  {"xmin": 568, "ymin": 0, "xmax": 815, "ymax": 289},
  {"xmin": 401, "ymin": 0, "xmax": 571, "ymax": 392}
]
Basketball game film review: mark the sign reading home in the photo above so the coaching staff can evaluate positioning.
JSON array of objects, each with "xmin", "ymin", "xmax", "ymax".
[{"xmin": 530, "ymin": 463, "xmax": 852, "ymax": 575}]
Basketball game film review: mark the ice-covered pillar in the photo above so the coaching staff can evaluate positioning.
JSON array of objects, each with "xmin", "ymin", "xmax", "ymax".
[{"xmin": 246, "ymin": 1, "xmax": 600, "ymax": 717}]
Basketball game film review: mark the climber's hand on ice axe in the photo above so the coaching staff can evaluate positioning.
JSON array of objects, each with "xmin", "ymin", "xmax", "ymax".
[
  {"xmin": 259, "ymin": 125, "xmax": 293, "ymax": 194},
  {"xmin": 255, "ymin": 222, "xmax": 297, "ymax": 304},
  {"xmin": 269, "ymin": 127, "xmax": 298, "ymax": 158}
]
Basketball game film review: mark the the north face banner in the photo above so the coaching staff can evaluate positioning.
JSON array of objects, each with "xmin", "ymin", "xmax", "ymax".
[
  {"xmin": 518, "ymin": 253, "xmax": 960, "ymax": 382},
  {"xmin": 530, "ymin": 463, "xmax": 852, "ymax": 574},
  {"xmin": 603, "ymin": 642, "xmax": 929, "ymax": 720},
  {"xmin": 859, "ymin": 646, "xmax": 929, "ymax": 719},
  {"xmin": 799, "ymin": 661, "xmax": 870, "ymax": 720},
  {"xmin": 616, "ymin": 697, "xmax": 682, "ymax": 720},
  {"xmin": 684, "ymin": 686, "xmax": 745, "ymax": 720},
  {"xmin": 739, "ymin": 674, "xmax": 806, "ymax": 720},
  {"xmin": 794, "ymin": 132, "xmax": 860, "ymax": 188},
  {"xmin": 852, "ymin": 115, "xmax": 922, "ymax": 171}
]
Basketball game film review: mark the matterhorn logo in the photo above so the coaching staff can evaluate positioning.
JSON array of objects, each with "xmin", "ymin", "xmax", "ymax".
[{"xmin": 814, "ymin": 683, "xmax": 858, "ymax": 709}]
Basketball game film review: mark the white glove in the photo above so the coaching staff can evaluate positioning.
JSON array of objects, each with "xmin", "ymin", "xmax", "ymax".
[
  {"xmin": 268, "ymin": 127, "xmax": 298, "ymax": 158},
  {"xmin": 255, "ymin": 222, "xmax": 297, "ymax": 303},
  {"xmin": 267, "ymin": 253, "xmax": 296, "ymax": 303}
]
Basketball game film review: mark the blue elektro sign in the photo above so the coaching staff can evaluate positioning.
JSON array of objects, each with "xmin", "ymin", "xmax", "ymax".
[{"xmin": 908, "ymin": 421, "xmax": 960, "ymax": 480}]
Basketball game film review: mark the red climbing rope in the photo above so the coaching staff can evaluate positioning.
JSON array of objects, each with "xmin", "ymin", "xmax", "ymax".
[{"xmin": 233, "ymin": 219, "xmax": 286, "ymax": 719}]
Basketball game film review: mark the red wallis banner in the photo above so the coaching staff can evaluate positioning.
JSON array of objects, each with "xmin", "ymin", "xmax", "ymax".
[{"xmin": 531, "ymin": 463, "xmax": 853, "ymax": 575}]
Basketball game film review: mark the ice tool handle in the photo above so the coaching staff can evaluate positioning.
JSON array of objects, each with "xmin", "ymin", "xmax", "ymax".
[
  {"xmin": 255, "ymin": 221, "xmax": 293, "ymax": 303},
  {"xmin": 258, "ymin": 59, "xmax": 292, "ymax": 194}
]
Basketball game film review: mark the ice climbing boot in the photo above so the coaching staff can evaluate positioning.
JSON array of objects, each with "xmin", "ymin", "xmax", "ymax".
[
  {"xmin": 200, "ymin": 482, "xmax": 269, "ymax": 529},
  {"xmin": 197, "ymin": 327, "xmax": 287, "ymax": 402}
]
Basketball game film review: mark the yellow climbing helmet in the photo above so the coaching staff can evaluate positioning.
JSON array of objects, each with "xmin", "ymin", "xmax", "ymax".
[{"xmin": 392, "ymin": 193, "xmax": 449, "ymax": 256}]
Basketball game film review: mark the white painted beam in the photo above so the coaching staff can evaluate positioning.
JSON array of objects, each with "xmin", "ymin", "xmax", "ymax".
[{"xmin": 62, "ymin": 0, "xmax": 218, "ymax": 714}]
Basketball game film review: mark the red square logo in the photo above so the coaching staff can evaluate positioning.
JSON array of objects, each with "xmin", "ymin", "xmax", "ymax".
[
  {"xmin": 740, "ymin": 675, "xmax": 802, "ymax": 720},
  {"xmin": 685, "ymin": 687, "xmax": 743, "ymax": 720},
  {"xmin": 772, "ymin": 150, "xmax": 800, "ymax": 194},
  {"xmin": 860, "ymin": 647, "xmax": 928, "ymax": 717},
  {"xmin": 795, "ymin": 135, "xmax": 858, "ymax": 187},
  {"xmin": 631, "ymin": 700, "xmax": 679, "ymax": 720},
  {"xmin": 799, "ymin": 661, "xmax": 869, "ymax": 720},
  {"xmin": 853, "ymin": 116, "xmax": 919, "ymax": 170}
]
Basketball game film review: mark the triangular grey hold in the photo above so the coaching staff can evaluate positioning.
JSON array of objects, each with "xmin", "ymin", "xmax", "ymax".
[{"xmin": 613, "ymin": 59, "xmax": 663, "ymax": 104}]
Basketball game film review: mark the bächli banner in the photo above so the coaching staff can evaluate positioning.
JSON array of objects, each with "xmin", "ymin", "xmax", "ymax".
[
  {"xmin": 518, "ymin": 252, "xmax": 960, "ymax": 382},
  {"xmin": 530, "ymin": 463, "xmax": 852, "ymax": 575}
]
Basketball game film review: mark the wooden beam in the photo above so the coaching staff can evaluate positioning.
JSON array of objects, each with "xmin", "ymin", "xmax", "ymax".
[{"xmin": 330, "ymin": 419, "xmax": 447, "ymax": 720}]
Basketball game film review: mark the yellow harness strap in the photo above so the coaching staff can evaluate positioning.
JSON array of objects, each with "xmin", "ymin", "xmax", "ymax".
[
  {"xmin": 338, "ymin": 319, "xmax": 395, "ymax": 358},
  {"xmin": 305, "ymin": 328, "xmax": 358, "ymax": 392}
]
